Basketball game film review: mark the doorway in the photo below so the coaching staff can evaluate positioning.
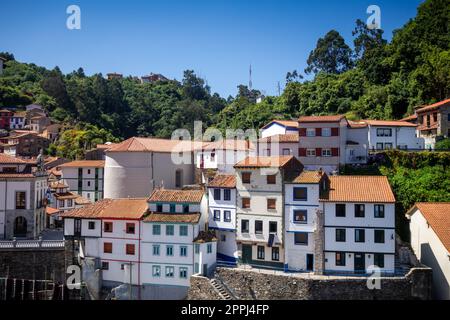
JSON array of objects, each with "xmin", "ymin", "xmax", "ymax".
[
  {"xmin": 241, "ymin": 244, "xmax": 252, "ymax": 264},
  {"xmin": 354, "ymin": 253, "xmax": 365, "ymax": 273},
  {"xmin": 306, "ymin": 254, "xmax": 314, "ymax": 271},
  {"xmin": 13, "ymin": 216, "xmax": 27, "ymax": 237}
]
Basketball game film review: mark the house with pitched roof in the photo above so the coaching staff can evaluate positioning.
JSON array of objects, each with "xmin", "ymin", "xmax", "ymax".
[
  {"xmin": 234, "ymin": 156, "xmax": 303, "ymax": 270},
  {"xmin": 260, "ymin": 120, "xmax": 299, "ymax": 138},
  {"xmin": 364, "ymin": 120, "xmax": 424, "ymax": 151},
  {"xmin": 415, "ymin": 99, "xmax": 450, "ymax": 149},
  {"xmin": 257, "ymin": 134, "xmax": 299, "ymax": 158},
  {"xmin": 406, "ymin": 202, "xmax": 450, "ymax": 300},
  {"xmin": 319, "ymin": 176, "xmax": 396, "ymax": 275}
]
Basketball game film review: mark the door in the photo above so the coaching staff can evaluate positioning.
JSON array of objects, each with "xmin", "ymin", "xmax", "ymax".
[
  {"xmin": 13, "ymin": 217, "xmax": 27, "ymax": 237},
  {"xmin": 354, "ymin": 253, "xmax": 365, "ymax": 273},
  {"xmin": 202, "ymin": 264, "xmax": 208, "ymax": 277},
  {"xmin": 74, "ymin": 218, "xmax": 82, "ymax": 237},
  {"xmin": 306, "ymin": 254, "xmax": 314, "ymax": 271},
  {"xmin": 241, "ymin": 245, "xmax": 252, "ymax": 264}
]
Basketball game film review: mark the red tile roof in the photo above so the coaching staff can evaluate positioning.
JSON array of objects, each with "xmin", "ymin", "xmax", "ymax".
[
  {"xmin": 258, "ymin": 134, "xmax": 299, "ymax": 143},
  {"xmin": 144, "ymin": 212, "xmax": 201, "ymax": 224},
  {"xmin": 234, "ymin": 156, "xmax": 297, "ymax": 169},
  {"xmin": 0, "ymin": 153, "xmax": 28, "ymax": 164},
  {"xmin": 415, "ymin": 98, "xmax": 450, "ymax": 114},
  {"xmin": 401, "ymin": 114, "xmax": 418, "ymax": 122},
  {"xmin": 364, "ymin": 120, "xmax": 417, "ymax": 127},
  {"xmin": 58, "ymin": 160, "xmax": 105, "ymax": 168},
  {"xmin": 54, "ymin": 192, "xmax": 79, "ymax": 200},
  {"xmin": 148, "ymin": 189, "xmax": 204, "ymax": 203},
  {"xmin": 208, "ymin": 174, "xmax": 236, "ymax": 188},
  {"xmin": 46, "ymin": 207, "xmax": 60, "ymax": 216},
  {"xmin": 298, "ymin": 115, "xmax": 346, "ymax": 123},
  {"xmin": 107, "ymin": 137, "xmax": 200, "ymax": 153},
  {"xmin": 292, "ymin": 170, "xmax": 327, "ymax": 184},
  {"xmin": 261, "ymin": 120, "xmax": 299, "ymax": 129},
  {"xmin": 407, "ymin": 203, "xmax": 450, "ymax": 252},
  {"xmin": 347, "ymin": 120, "xmax": 368, "ymax": 129},
  {"xmin": 60, "ymin": 198, "xmax": 148, "ymax": 219},
  {"xmin": 202, "ymin": 139, "xmax": 254, "ymax": 151},
  {"xmin": 320, "ymin": 176, "xmax": 395, "ymax": 203}
]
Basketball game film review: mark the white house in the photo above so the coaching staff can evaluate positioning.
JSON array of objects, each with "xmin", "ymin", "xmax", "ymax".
[
  {"xmin": 406, "ymin": 202, "xmax": 450, "ymax": 300},
  {"xmin": 207, "ymin": 174, "xmax": 238, "ymax": 265},
  {"xmin": 284, "ymin": 170, "xmax": 328, "ymax": 272},
  {"xmin": 9, "ymin": 111, "xmax": 26, "ymax": 130},
  {"xmin": 234, "ymin": 156, "xmax": 303, "ymax": 270},
  {"xmin": 319, "ymin": 176, "xmax": 396, "ymax": 275},
  {"xmin": 365, "ymin": 120, "xmax": 424, "ymax": 151},
  {"xmin": 260, "ymin": 120, "xmax": 299, "ymax": 138},
  {"xmin": 58, "ymin": 160, "xmax": 105, "ymax": 202},
  {"xmin": 257, "ymin": 134, "xmax": 299, "ymax": 158}
]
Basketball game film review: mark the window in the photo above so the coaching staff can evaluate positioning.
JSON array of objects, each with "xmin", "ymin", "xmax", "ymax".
[
  {"xmin": 255, "ymin": 220, "xmax": 263, "ymax": 234},
  {"xmin": 374, "ymin": 205, "xmax": 385, "ymax": 218},
  {"xmin": 385, "ymin": 143, "xmax": 393, "ymax": 150},
  {"xmin": 156, "ymin": 204, "xmax": 163, "ymax": 212},
  {"xmin": 194, "ymin": 263, "xmax": 199, "ymax": 273},
  {"xmin": 214, "ymin": 210, "xmax": 221, "ymax": 221},
  {"xmin": 336, "ymin": 229, "xmax": 346, "ymax": 242},
  {"xmin": 294, "ymin": 233, "xmax": 308, "ymax": 245},
  {"xmin": 152, "ymin": 224, "xmax": 161, "ymax": 235},
  {"xmin": 267, "ymin": 174, "xmax": 276, "ymax": 185},
  {"xmin": 282, "ymin": 148, "xmax": 291, "ymax": 155},
  {"xmin": 433, "ymin": 112, "xmax": 437, "ymax": 122},
  {"xmin": 355, "ymin": 229, "xmax": 365, "ymax": 243},
  {"xmin": 257, "ymin": 246, "xmax": 265, "ymax": 259},
  {"xmin": 179, "ymin": 267, "xmax": 188, "ymax": 279},
  {"xmin": 207, "ymin": 243, "xmax": 212, "ymax": 254},
  {"xmin": 322, "ymin": 128, "xmax": 331, "ymax": 137},
  {"xmin": 179, "ymin": 225, "xmax": 188, "ymax": 236},
  {"xmin": 59, "ymin": 200, "xmax": 65, "ymax": 208},
  {"xmin": 376, "ymin": 128, "xmax": 392, "ymax": 137},
  {"xmin": 103, "ymin": 242, "xmax": 112, "ymax": 254},
  {"xmin": 336, "ymin": 204, "xmax": 346, "ymax": 217},
  {"xmin": 194, "ymin": 244, "xmax": 200, "ymax": 254},
  {"xmin": 374, "ymin": 253, "xmax": 385, "ymax": 268},
  {"xmin": 269, "ymin": 221, "xmax": 277, "ymax": 234},
  {"xmin": 376, "ymin": 143, "xmax": 383, "ymax": 150},
  {"xmin": 101, "ymin": 262, "xmax": 109, "ymax": 270},
  {"xmin": 88, "ymin": 221, "xmax": 95, "ymax": 230},
  {"xmin": 242, "ymin": 198, "xmax": 250, "ymax": 209},
  {"xmin": 126, "ymin": 244, "xmax": 135, "ymax": 255},
  {"xmin": 180, "ymin": 246, "xmax": 188, "ymax": 257},
  {"xmin": 242, "ymin": 172, "xmax": 251, "ymax": 184},
  {"xmin": 355, "ymin": 204, "xmax": 365, "ymax": 217},
  {"xmin": 183, "ymin": 205, "xmax": 189, "ymax": 213},
  {"xmin": 165, "ymin": 266, "xmax": 174, "ymax": 278},
  {"xmin": 153, "ymin": 245, "xmax": 160, "ymax": 256},
  {"xmin": 15, "ymin": 191, "xmax": 26, "ymax": 209},
  {"xmin": 126, "ymin": 223, "xmax": 135, "ymax": 234},
  {"xmin": 220, "ymin": 234, "xmax": 226, "ymax": 242},
  {"xmin": 224, "ymin": 211, "xmax": 231, "ymax": 222},
  {"xmin": 267, "ymin": 199, "xmax": 276, "ymax": 210},
  {"xmin": 87, "ymin": 181, "xmax": 91, "ymax": 187},
  {"xmin": 104, "ymin": 222, "xmax": 113, "ymax": 233},
  {"xmin": 241, "ymin": 220, "xmax": 249, "ymax": 233},
  {"xmin": 87, "ymin": 169, "xmax": 91, "ymax": 175},
  {"xmin": 213, "ymin": 189, "xmax": 221, "ymax": 201},
  {"xmin": 322, "ymin": 149, "xmax": 332, "ymax": 157},
  {"xmin": 175, "ymin": 170, "xmax": 182, "ymax": 188},
  {"xmin": 152, "ymin": 265, "xmax": 161, "ymax": 277},
  {"xmin": 166, "ymin": 245, "xmax": 174, "ymax": 256},
  {"xmin": 293, "ymin": 210, "xmax": 307, "ymax": 223},
  {"xmin": 306, "ymin": 149, "xmax": 316, "ymax": 157},
  {"xmin": 272, "ymin": 247, "xmax": 280, "ymax": 261},
  {"xmin": 224, "ymin": 189, "xmax": 231, "ymax": 201},
  {"xmin": 374, "ymin": 230, "xmax": 385, "ymax": 243},
  {"xmin": 170, "ymin": 204, "xmax": 176, "ymax": 213},
  {"xmin": 166, "ymin": 225, "xmax": 174, "ymax": 236},
  {"xmin": 265, "ymin": 149, "xmax": 271, "ymax": 156},
  {"xmin": 293, "ymin": 187, "xmax": 307, "ymax": 201},
  {"xmin": 336, "ymin": 252, "xmax": 346, "ymax": 266},
  {"xmin": 306, "ymin": 128, "xmax": 316, "ymax": 137}
]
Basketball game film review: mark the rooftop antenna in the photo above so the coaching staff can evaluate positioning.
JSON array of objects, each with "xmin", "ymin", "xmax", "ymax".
[{"xmin": 249, "ymin": 64, "xmax": 253, "ymax": 90}]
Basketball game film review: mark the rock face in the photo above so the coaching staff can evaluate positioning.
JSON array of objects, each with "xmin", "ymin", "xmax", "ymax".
[{"xmin": 187, "ymin": 267, "xmax": 432, "ymax": 300}]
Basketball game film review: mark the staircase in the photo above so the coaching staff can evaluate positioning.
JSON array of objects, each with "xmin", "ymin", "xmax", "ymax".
[{"xmin": 210, "ymin": 279, "xmax": 233, "ymax": 300}]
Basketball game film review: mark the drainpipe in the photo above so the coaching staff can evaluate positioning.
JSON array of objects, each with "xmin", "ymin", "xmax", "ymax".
[
  {"xmin": 138, "ymin": 219, "xmax": 141, "ymax": 300},
  {"xmin": 3, "ymin": 180, "xmax": 7, "ymax": 239}
]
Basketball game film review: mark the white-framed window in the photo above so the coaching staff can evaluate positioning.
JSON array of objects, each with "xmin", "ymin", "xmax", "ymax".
[
  {"xmin": 306, "ymin": 149, "xmax": 316, "ymax": 157},
  {"xmin": 179, "ymin": 267, "xmax": 188, "ymax": 279},
  {"xmin": 322, "ymin": 128, "xmax": 331, "ymax": 137},
  {"xmin": 165, "ymin": 266, "xmax": 175, "ymax": 278},
  {"xmin": 207, "ymin": 243, "xmax": 213, "ymax": 254},
  {"xmin": 376, "ymin": 128, "xmax": 392, "ymax": 137},
  {"xmin": 306, "ymin": 128, "xmax": 316, "ymax": 137},
  {"xmin": 282, "ymin": 148, "xmax": 291, "ymax": 155},
  {"xmin": 322, "ymin": 149, "xmax": 332, "ymax": 157},
  {"xmin": 152, "ymin": 265, "xmax": 161, "ymax": 277}
]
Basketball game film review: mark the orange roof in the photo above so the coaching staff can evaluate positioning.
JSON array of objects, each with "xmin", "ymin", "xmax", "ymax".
[
  {"xmin": 144, "ymin": 212, "xmax": 201, "ymax": 224},
  {"xmin": 46, "ymin": 207, "xmax": 60, "ymax": 216},
  {"xmin": 107, "ymin": 137, "xmax": 200, "ymax": 153},
  {"xmin": 416, "ymin": 98, "xmax": 450, "ymax": 114},
  {"xmin": 258, "ymin": 134, "xmax": 299, "ymax": 143},
  {"xmin": 208, "ymin": 174, "xmax": 236, "ymax": 188},
  {"xmin": 148, "ymin": 189, "xmax": 204, "ymax": 203},
  {"xmin": 234, "ymin": 156, "xmax": 297, "ymax": 169},
  {"xmin": 401, "ymin": 114, "xmax": 418, "ymax": 122},
  {"xmin": 54, "ymin": 192, "xmax": 79, "ymax": 200},
  {"xmin": 292, "ymin": 170, "xmax": 327, "ymax": 184},
  {"xmin": 298, "ymin": 115, "xmax": 346, "ymax": 123},
  {"xmin": 202, "ymin": 139, "xmax": 254, "ymax": 151},
  {"xmin": 347, "ymin": 120, "xmax": 368, "ymax": 129},
  {"xmin": 58, "ymin": 160, "xmax": 105, "ymax": 168},
  {"xmin": 364, "ymin": 120, "xmax": 417, "ymax": 127},
  {"xmin": 407, "ymin": 203, "xmax": 450, "ymax": 252},
  {"xmin": 0, "ymin": 153, "xmax": 28, "ymax": 164},
  {"xmin": 261, "ymin": 120, "xmax": 299, "ymax": 129},
  {"xmin": 320, "ymin": 176, "xmax": 395, "ymax": 203},
  {"xmin": 75, "ymin": 196, "xmax": 91, "ymax": 206},
  {"xmin": 60, "ymin": 198, "xmax": 148, "ymax": 219}
]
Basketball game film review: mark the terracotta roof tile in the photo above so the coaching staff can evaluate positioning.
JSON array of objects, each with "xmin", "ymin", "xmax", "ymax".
[
  {"xmin": 292, "ymin": 170, "xmax": 326, "ymax": 184},
  {"xmin": 202, "ymin": 139, "xmax": 254, "ymax": 151},
  {"xmin": 193, "ymin": 230, "xmax": 218, "ymax": 243},
  {"xmin": 298, "ymin": 115, "xmax": 346, "ymax": 123},
  {"xmin": 407, "ymin": 202, "xmax": 450, "ymax": 252},
  {"xmin": 54, "ymin": 192, "xmax": 79, "ymax": 200},
  {"xmin": 262, "ymin": 120, "xmax": 299, "ymax": 129},
  {"xmin": 234, "ymin": 156, "xmax": 297, "ymax": 169},
  {"xmin": 0, "ymin": 153, "xmax": 28, "ymax": 164},
  {"xmin": 46, "ymin": 207, "xmax": 60, "ymax": 216},
  {"xmin": 364, "ymin": 120, "xmax": 417, "ymax": 127},
  {"xmin": 320, "ymin": 176, "xmax": 395, "ymax": 203},
  {"xmin": 60, "ymin": 198, "xmax": 148, "ymax": 219},
  {"xmin": 401, "ymin": 114, "xmax": 418, "ymax": 122},
  {"xmin": 107, "ymin": 137, "xmax": 200, "ymax": 153},
  {"xmin": 347, "ymin": 120, "xmax": 368, "ymax": 128},
  {"xmin": 144, "ymin": 212, "xmax": 201, "ymax": 224},
  {"xmin": 208, "ymin": 174, "xmax": 236, "ymax": 188},
  {"xmin": 258, "ymin": 134, "xmax": 299, "ymax": 143},
  {"xmin": 148, "ymin": 189, "xmax": 204, "ymax": 203},
  {"xmin": 58, "ymin": 160, "xmax": 105, "ymax": 168},
  {"xmin": 416, "ymin": 98, "xmax": 450, "ymax": 114}
]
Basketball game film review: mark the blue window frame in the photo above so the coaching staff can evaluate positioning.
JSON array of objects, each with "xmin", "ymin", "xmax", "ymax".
[
  {"xmin": 213, "ymin": 189, "xmax": 221, "ymax": 200},
  {"xmin": 207, "ymin": 243, "xmax": 212, "ymax": 254},
  {"xmin": 180, "ymin": 246, "xmax": 188, "ymax": 257},
  {"xmin": 152, "ymin": 265, "xmax": 161, "ymax": 277},
  {"xmin": 179, "ymin": 225, "xmax": 188, "ymax": 236},
  {"xmin": 293, "ymin": 187, "xmax": 307, "ymax": 201},
  {"xmin": 224, "ymin": 189, "xmax": 231, "ymax": 201},
  {"xmin": 166, "ymin": 245, "xmax": 174, "ymax": 256},
  {"xmin": 166, "ymin": 225, "xmax": 174, "ymax": 236},
  {"xmin": 179, "ymin": 267, "xmax": 188, "ymax": 279},
  {"xmin": 224, "ymin": 210, "xmax": 231, "ymax": 222},
  {"xmin": 152, "ymin": 224, "xmax": 161, "ymax": 235},
  {"xmin": 194, "ymin": 263, "xmax": 199, "ymax": 273},
  {"xmin": 152, "ymin": 245, "xmax": 160, "ymax": 256},
  {"xmin": 213, "ymin": 210, "xmax": 220, "ymax": 221},
  {"xmin": 293, "ymin": 210, "xmax": 307, "ymax": 223},
  {"xmin": 156, "ymin": 203, "xmax": 163, "ymax": 212}
]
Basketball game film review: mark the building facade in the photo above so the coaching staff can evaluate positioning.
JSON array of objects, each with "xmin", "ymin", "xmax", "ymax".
[
  {"xmin": 416, "ymin": 99, "xmax": 450, "ymax": 149},
  {"xmin": 260, "ymin": 120, "xmax": 299, "ymax": 139},
  {"xmin": 365, "ymin": 120, "xmax": 424, "ymax": 151}
]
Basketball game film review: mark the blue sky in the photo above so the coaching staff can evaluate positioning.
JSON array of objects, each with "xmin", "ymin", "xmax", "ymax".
[{"xmin": 0, "ymin": 0, "xmax": 423, "ymax": 97}]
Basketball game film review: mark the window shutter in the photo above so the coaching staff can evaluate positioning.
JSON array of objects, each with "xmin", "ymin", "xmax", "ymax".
[
  {"xmin": 316, "ymin": 148, "xmax": 322, "ymax": 157},
  {"xmin": 331, "ymin": 128, "xmax": 339, "ymax": 136},
  {"xmin": 299, "ymin": 128, "xmax": 307, "ymax": 136},
  {"xmin": 332, "ymin": 148, "xmax": 339, "ymax": 156},
  {"xmin": 298, "ymin": 148, "xmax": 306, "ymax": 157},
  {"xmin": 316, "ymin": 128, "xmax": 322, "ymax": 136}
]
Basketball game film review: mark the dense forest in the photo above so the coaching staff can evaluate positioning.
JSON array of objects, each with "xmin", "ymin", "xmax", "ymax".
[{"xmin": 0, "ymin": 0, "xmax": 449, "ymax": 155}]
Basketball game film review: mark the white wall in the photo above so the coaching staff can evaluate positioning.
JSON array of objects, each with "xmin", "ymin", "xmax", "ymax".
[
  {"xmin": 368, "ymin": 126, "xmax": 424, "ymax": 150},
  {"xmin": 261, "ymin": 123, "xmax": 288, "ymax": 138}
]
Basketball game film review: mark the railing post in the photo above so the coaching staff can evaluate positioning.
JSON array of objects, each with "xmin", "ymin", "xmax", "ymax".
[
  {"xmin": 38, "ymin": 236, "xmax": 43, "ymax": 248},
  {"xmin": 12, "ymin": 237, "xmax": 17, "ymax": 248}
]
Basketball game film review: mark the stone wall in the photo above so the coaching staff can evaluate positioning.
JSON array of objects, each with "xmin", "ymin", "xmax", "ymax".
[
  {"xmin": 187, "ymin": 275, "xmax": 222, "ymax": 300},
  {"xmin": 188, "ymin": 267, "xmax": 432, "ymax": 300}
]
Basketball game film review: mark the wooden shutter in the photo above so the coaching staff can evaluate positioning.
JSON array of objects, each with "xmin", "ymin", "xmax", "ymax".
[
  {"xmin": 299, "ymin": 128, "xmax": 307, "ymax": 137},
  {"xmin": 316, "ymin": 148, "xmax": 322, "ymax": 157},
  {"xmin": 316, "ymin": 128, "xmax": 322, "ymax": 136},
  {"xmin": 331, "ymin": 128, "xmax": 339, "ymax": 136},
  {"xmin": 298, "ymin": 148, "xmax": 306, "ymax": 157},
  {"xmin": 332, "ymin": 148, "xmax": 339, "ymax": 156}
]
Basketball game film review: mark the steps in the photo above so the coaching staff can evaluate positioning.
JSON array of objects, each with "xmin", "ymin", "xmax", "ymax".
[
  {"xmin": 210, "ymin": 279, "xmax": 232, "ymax": 300},
  {"xmin": 216, "ymin": 259, "xmax": 237, "ymax": 268}
]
